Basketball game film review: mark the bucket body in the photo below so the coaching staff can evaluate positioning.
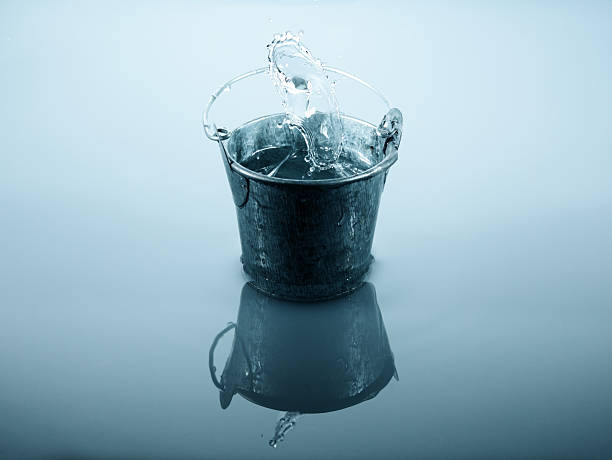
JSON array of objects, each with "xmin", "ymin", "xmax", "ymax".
[
  {"xmin": 219, "ymin": 114, "xmax": 398, "ymax": 301},
  {"xmin": 237, "ymin": 176, "xmax": 383, "ymax": 300},
  {"xmin": 213, "ymin": 282, "xmax": 396, "ymax": 413}
]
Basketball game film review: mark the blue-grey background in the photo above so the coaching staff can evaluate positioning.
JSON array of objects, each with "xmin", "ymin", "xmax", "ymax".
[{"xmin": 1, "ymin": 1, "xmax": 611, "ymax": 459}]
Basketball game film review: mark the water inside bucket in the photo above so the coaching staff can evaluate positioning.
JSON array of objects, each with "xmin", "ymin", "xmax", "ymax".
[
  {"xmin": 228, "ymin": 113, "xmax": 385, "ymax": 180},
  {"xmin": 240, "ymin": 145, "xmax": 368, "ymax": 180}
]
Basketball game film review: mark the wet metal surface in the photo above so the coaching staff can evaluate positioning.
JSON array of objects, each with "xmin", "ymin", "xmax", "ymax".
[{"xmin": 220, "ymin": 114, "xmax": 398, "ymax": 300}]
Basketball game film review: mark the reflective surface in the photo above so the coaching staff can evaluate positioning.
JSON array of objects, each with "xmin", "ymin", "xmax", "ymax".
[
  {"xmin": 210, "ymin": 282, "xmax": 396, "ymax": 447},
  {"xmin": 211, "ymin": 283, "xmax": 395, "ymax": 415},
  {"xmin": 2, "ymin": 1, "xmax": 612, "ymax": 459}
]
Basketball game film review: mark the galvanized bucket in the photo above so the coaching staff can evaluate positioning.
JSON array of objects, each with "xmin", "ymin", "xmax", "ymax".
[
  {"xmin": 209, "ymin": 282, "xmax": 397, "ymax": 413},
  {"xmin": 204, "ymin": 67, "xmax": 402, "ymax": 300}
]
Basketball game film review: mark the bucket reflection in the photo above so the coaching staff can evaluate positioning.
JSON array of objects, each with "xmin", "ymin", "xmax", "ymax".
[{"xmin": 209, "ymin": 282, "xmax": 397, "ymax": 415}]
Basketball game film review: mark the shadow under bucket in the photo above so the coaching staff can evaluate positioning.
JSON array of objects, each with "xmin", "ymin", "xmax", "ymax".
[{"xmin": 205, "ymin": 67, "xmax": 402, "ymax": 301}]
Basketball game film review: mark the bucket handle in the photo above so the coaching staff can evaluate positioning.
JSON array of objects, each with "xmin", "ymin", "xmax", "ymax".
[
  {"xmin": 203, "ymin": 66, "xmax": 392, "ymax": 142},
  {"xmin": 208, "ymin": 322, "xmax": 236, "ymax": 391},
  {"xmin": 208, "ymin": 322, "xmax": 253, "ymax": 391},
  {"xmin": 209, "ymin": 321, "xmax": 255, "ymax": 409}
]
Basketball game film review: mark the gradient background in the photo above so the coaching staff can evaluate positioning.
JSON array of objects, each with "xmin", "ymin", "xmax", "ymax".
[{"xmin": 1, "ymin": 1, "xmax": 611, "ymax": 459}]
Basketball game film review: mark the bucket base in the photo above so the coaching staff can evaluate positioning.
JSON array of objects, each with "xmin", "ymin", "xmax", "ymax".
[{"xmin": 241, "ymin": 254, "xmax": 374, "ymax": 302}]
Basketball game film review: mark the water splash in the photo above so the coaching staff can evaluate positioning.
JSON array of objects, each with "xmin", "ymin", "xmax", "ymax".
[
  {"xmin": 268, "ymin": 411, "xmax": 301, "ymax": 448},
  {"xmin": 267, "ymin": 31, "xmax": 343, "ymax": 169}
]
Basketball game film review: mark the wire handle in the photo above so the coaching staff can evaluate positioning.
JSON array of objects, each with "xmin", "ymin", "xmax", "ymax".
[
  {"xmin": 202, "ymin": 66, "xmax": 391, "ymax": 142},
  {"xmin": 208, "ymin": 322, "xmax": 236, "ymax": 390}
]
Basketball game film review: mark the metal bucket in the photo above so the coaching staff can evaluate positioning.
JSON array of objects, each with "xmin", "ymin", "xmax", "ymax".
[
  {"xmin": 204, "ymin": 67, "xmax": 402, "ymax": 300},
  {"xmin": 209, "ymin": 282, "xmax": 397, "ymax": 413}
]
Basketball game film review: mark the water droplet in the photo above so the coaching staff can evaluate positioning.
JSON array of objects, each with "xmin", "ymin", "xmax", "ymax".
[{"xmin": 337, "ymin": 211, "xmax": 346, "ymax": 227}]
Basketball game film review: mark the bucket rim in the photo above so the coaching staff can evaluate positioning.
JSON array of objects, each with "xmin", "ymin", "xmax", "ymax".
[{"xmin": 225, "ymin": 113, "xmax": 398, "ymax": 186}]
